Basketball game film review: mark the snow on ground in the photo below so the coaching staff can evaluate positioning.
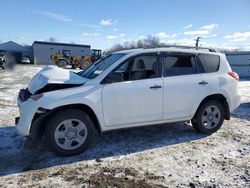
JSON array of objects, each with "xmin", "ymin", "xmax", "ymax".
[{"xmin": 0, "ymin": 65, "xmax": 249, "ymax": 187}]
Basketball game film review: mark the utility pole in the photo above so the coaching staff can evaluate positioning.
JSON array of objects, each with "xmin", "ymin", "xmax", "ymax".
[{"xmin": 195, "ymin": 37, "xmax": 201, "ymax": 48}]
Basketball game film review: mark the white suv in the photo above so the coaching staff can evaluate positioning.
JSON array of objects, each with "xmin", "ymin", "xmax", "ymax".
[{"xmin": 16, "ymin": 48, "xmax": 241, "ymax": 156}]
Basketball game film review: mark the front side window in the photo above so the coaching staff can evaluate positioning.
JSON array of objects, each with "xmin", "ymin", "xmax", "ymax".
[
  {"xmin": 62, "ymin": 49, "xmax": 71, "ymax": 57},
  {"xmin": 164, "ymin": 55, "xmax": 196, "ymax": 77},
  {"xmin": 104, "ymin": 54, "xmax": 159, "ymax": 83},
  {"xmin": 79, "ymin": 53, "xmax": 125, "ymax": 79}
]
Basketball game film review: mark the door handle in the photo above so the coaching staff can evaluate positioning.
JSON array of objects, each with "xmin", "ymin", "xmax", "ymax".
[
  {"xmin": 150, "ymin": 85, "xmax": 162, "ymax": 89},
  {"xmin": 199, "ymin": 81, "xmax": 208, "ymax": 85}
]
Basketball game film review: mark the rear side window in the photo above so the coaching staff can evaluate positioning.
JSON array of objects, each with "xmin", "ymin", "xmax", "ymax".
[
  {"xmin": 198, "ymin": 54, "xmax": 220, "ymax": 73},
  {"xmin": 164, "ymin": 55, "xmax": 196, "ymax": 77}
]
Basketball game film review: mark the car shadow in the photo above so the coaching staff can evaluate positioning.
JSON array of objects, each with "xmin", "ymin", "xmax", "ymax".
[
  {"xmin": 231, "ymin": 102, "xmax": 250, "ymax": 121},
  {"xmin": 0, "ymin": 122, "xmax": 208, "ymax": 176}
]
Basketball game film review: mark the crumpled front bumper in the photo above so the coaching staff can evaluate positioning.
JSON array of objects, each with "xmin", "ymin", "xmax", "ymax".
[{"xmin": 15, "ymin": 90, "xmax": 39, "ymax": 136}]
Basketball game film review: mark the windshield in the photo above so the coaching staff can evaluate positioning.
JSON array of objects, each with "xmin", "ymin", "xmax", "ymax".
[{"xmin": 79, "ymin": 53, "xmax": 125, "ymax": 79}]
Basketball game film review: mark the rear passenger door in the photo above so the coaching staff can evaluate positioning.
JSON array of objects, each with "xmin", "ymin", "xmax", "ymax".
[{"xmin": 162, "ymin": 52, "xmax": 211, "ymax": 120}]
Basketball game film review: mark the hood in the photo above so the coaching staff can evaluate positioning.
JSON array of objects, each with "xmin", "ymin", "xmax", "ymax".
[{"xmin": 28, "ymin": 65, "xmax": 88, "ymax": 94}]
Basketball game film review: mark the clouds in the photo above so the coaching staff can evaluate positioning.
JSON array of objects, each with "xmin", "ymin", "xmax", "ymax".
[
  {"xmin": 158, "ymin": 23, "xmax": 221, "ymax": 47},
  {"xmin": 163, "ymin": 38, "xmax": 195, "ymax": 46},
  {"xmin": 82, "ymin": 32, "xmax": 100, "ymax": 37},
  {"xmin": 183, "ymin": 23, "xmax": 219, "ymax": 36},
  {"xmin": 224, "ymin": 31, "xmax": 250, "ymax": 42},
  {"xmin": 154, "ymin": 32, "xmax": 177, "ymax": 38},
  {"xmin": 200, "ymin": 24, "xmax": 219, "ymax": 30},
  {"xmin": 155, "ymin": 32, "xmax": 170, "ymax": 38},
  {"xmin": 76, "ymin": 23, "xmax": 101, "ymax": 29},
  {"xmin": 32, "ymin": 10, "xmax": 118, "ymax": 31},
  {"xmin": 106, "ymin": 33, "xmax": 126, "ymax": 40},
  {"xmin": 99, "ymin": 19, "xmax": 117, "ymax": 26},
  {"xmin": 183, "ymin": 24, "xmax": 192, "ymax": 29},
  {"xmin": 32, "ymin": 10, "xmax": 72, "ymax": 22},
  {"xmin": 25, "ymin": 10, "xmax": 250, "ymax": 51},
  {"xmin": 184, "ymin": 30, "xmax": 210, "ymax": 35}
]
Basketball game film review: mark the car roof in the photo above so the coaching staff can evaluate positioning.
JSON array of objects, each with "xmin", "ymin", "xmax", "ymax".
[{"xmin": 113, "ymin": 47, "xmax": 222, "ymax": 56}]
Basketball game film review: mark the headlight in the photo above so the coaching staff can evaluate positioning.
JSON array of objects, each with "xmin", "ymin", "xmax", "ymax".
[{"xmin": 31, "ymin": 94, "xmax": 43, "ymax": 101}]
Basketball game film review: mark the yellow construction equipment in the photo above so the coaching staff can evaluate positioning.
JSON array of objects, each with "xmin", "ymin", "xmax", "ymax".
[{"xmin": 51, "ymin": 49, "xmax": 101, "ymax": 69}]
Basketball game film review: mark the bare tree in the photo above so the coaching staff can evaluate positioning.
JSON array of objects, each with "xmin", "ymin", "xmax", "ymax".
[
  {"xmin": 106, "ymin": 36, "xmax": 161, "ymax": 54},
  {"xmin": 107, "ymin": 44, "xmax": 124, "ymax": 54},
  {"xmin": 137, "ymin": 40, "xmax": 144, "ymax": 48},
  {"xmin": 106, "ymin": 35, "xmax": 247, "ymax": 54},
  {"xmin": 218, "ymin": 47, "xmax": 243, "ymax": 53},
  {"xmin": 143, "ymin": 35, "xmax": 160, "ymax": 48}
]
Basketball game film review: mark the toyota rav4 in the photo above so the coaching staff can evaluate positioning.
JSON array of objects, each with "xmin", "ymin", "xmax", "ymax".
[{"xmin": 16, "ymin": 48, "xmax": 241, "ymax": 156}]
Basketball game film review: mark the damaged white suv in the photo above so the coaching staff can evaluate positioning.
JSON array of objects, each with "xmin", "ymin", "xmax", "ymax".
[{"xmin": 16, "ymin": 48, "xmax": 241, "ymax": 156}]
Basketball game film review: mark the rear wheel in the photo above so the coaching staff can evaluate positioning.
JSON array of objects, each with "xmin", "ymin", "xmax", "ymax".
[
  {"xmin": 45, "ymin": 109, "xmax": 94, "ymax": 156},
  {"xmin": 191, "ymin": 100, "xmax": 225, "ymax": 134}
]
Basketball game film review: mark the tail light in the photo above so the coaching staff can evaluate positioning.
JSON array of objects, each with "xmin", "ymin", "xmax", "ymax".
[{"xmin": 228, "ymin": 71, "xmax": 239, "ymax": 81}]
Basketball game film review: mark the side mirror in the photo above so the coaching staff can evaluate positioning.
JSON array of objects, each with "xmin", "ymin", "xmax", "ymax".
[{"xmin": 101, "ymin": 72, "xmax": 123, "ymax": 84}]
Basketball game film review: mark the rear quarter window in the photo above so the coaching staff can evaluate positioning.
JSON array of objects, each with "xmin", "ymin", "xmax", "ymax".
[{"xmin": 198, "ymin": 54, "xmax": 220, "ymax": 73}]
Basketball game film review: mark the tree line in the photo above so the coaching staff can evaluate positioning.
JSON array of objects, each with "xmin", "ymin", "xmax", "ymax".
[{"xmin": 104, "ymin": 35, "xmax": 246, "ymax": 55}]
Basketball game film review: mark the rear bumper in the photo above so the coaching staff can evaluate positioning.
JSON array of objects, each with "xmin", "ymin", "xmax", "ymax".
[{"xmin": 229, "ymin": 94, "xmax": 241, "ymax": 112}]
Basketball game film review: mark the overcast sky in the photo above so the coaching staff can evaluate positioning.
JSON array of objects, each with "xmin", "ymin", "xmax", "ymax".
[{"xmin": 0, "ymin": 0, "xmax": 250, "ymax": 50}]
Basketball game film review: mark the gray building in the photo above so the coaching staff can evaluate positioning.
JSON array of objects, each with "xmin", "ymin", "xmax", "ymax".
[
  {"xmin": 226, "ymin": 52, "xmax": 250, "ymax": 79},
  {"xmin": 32, "ymin": 41, "xmax": 91, "ymax": 65},
  {"xmin": 0, "ymin": 41, "xmax": 32, "ymax": 62}
]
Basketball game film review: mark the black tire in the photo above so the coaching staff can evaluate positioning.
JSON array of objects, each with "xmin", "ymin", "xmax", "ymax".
[
  {"xmin": 57, "ymin": 60, "xmax": 67, "ymax": 68},
  {"xmin": 191, "ymin": 100, "xmax": 225, "ymax": 134},
  {"xmin": 45, "ymin": 109, "xmax": 94, "ymax": 156}
]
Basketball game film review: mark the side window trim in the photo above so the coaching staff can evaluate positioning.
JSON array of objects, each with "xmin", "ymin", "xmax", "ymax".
[{"xmin": 195, "ymin": 55, "xmax": 206, "ymax": 74}]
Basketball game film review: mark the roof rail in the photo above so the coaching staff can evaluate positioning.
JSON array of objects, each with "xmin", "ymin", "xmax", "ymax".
[
  {"xmin": 169, "ymin": 45, "xmax": 217, "ymax": 52},
  {"xmin": 144, "ymin": 45, "xmax": 217, "ymax": 52}
]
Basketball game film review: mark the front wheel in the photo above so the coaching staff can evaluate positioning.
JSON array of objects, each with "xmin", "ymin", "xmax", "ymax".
[
  {"xmin": 57, "ymin": 60, "xmax": 67, "ymax": 68},
  {"xmin": 191, "ymin": 100, "xmax": 225, "ymax": 134},
  {"xmin": 80, "ymin": 61, "xmax": 91, "ymax": 69},
  {"xmin": 45, "ymin": 109, "xmax": 94, "ymax": 156}
]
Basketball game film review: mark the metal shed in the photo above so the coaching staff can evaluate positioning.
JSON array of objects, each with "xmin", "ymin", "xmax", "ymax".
[
  {"xmin": 32, "ymin": 41, "xmax": 91, "ymax": 65},
  {"xmin": 226, "ymin": 52, "xmax": 250, "ymax": 79},
  {"xmin": 0, "ymin": 41, "xmax": 32, "ymax": 62}
]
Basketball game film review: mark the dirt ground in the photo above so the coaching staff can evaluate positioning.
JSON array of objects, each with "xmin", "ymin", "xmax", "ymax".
[{"xmin": 0, "ymin": 65, "xmax": 249, "ymax": 188}]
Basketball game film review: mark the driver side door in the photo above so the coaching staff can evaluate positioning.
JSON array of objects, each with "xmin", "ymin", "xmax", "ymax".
[{"xmin": 101, "ymin": 53, "xmax": 164, "ymax": 127}]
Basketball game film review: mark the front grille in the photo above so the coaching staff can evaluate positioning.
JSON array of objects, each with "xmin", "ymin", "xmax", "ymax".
[{"xmin": 18, "ymin": 88, "xmax": 32, "ymax": 102}]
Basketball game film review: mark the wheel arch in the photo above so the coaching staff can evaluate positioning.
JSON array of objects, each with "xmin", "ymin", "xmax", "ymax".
[
  {"xmin": 30, "ymin": 103, "xmax": 102, "ymax": 141},
  {"xmin": 193, "ymin": 94, "xmax": 230, "ymax": 120}
]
